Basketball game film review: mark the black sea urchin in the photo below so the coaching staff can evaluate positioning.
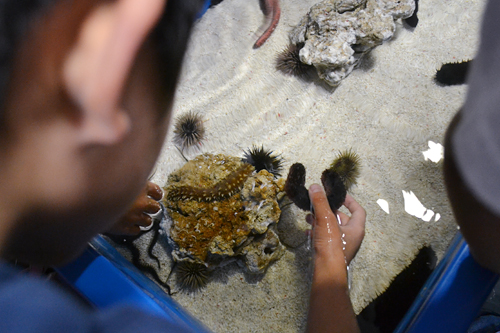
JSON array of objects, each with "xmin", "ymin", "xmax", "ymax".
[
  {"xmin": 173, "ymin": 111, "xmax": 205, "ymax": 150},
  {"xmin": 329, "ymin": 149, "xmax": 361, "ymax": 191},
  {"xmin": 276, "ymin": 43, "xmax": 314, "ymax": 77},
  {"xmin": 242, "ymin": 145, "xmax": 284, "ymax": 177},
  {"xmin": 177, "ymin": 261, "xmax": 210, "ymax": 292},
  {"xmin": 284, "ymin": 163, "xmax": 311, "ymax": 211}
]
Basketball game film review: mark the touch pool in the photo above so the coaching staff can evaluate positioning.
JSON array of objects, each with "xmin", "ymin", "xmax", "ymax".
[{"xmin": 106, "ymin": 0, "xmax": 487, "ymax": 331}]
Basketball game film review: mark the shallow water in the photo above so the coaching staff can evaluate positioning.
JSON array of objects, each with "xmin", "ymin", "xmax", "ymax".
[{"xmin": 113, "ymin": 0, "xmax": 487, "ymax": 331}]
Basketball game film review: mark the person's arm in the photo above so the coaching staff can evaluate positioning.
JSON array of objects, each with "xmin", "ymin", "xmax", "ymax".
[
  {"xmin": 306, "ymin": 184, "xmax": 365, "ymax": 333},
  {"xmin": 106, "ymin": 181, "xmax": 163, "ymax": 236}
]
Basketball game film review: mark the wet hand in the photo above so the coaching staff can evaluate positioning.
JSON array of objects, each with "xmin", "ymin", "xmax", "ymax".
[
  {"xmin": 107, "ymin": 181, "xmax": 163, "ymax": 236},
  {"xmin": 306, "ymin": 184, "xmax": 365, "ymax": 265}
]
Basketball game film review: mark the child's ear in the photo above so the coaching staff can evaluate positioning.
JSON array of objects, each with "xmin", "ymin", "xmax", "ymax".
[{"xmin": 62, "ymin": 0, "xmax": 165, "ymax": 145}]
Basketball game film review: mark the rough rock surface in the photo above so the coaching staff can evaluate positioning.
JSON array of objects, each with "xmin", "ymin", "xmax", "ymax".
[
  {"xmin": 162, "ymin": 153, "xmax": 285, "ymax": 274},
  {"xmin": 290, "ymin": 0, "xmax": 415, "ymax": 86}
]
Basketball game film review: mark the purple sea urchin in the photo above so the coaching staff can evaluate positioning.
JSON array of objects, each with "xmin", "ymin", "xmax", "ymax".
[
  {"xmin": 329, "ymin": 149, "xmax": 361, "ymax": 191},
  {"xmin": 276, "ymin": 43, "xmax": 314, "ymax": 77},
  {"xmin": 177, "ymin": 261, "xmax": 210, "ymax": 292},
  {"xmin": 173, "ymin": 111, "xmax": 205, "ymax": 150},
  {"xmin": 242, "ymin": 145, "xmax": 284, "ymax": 178},
  {"xmin": 284, "ymin": 163, "xmax": 311, "ymax": 211}
]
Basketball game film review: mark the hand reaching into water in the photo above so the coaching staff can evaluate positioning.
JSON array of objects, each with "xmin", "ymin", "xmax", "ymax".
[
  {"xmin": 306, "ymin": 183, "xmax": 365, "ymax": 333},
  {"xmin": 106, "ymin": 181, "xmax": 163, "ymax": 236},
  {"xmin": 306, "ymin": 189, "xmax": 366, "ymax": 265}
]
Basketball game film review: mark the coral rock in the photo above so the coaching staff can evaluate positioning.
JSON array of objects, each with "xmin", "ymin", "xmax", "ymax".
[
  {"xmin": 290, "ymin": 0, "xmax": 415, "ymax": 86},
  {"xmin": 162, "ymin": 154, "xmax": 285, "ymax": 273}
]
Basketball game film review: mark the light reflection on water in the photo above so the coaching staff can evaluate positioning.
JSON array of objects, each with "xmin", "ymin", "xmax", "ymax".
[
  {"xmin": 422, "ymin": 141, "xmax": 444, "ymax": 163},
  {"xmin": 402, "ymin": 190, "xmax": 439, "ymax": 222}
]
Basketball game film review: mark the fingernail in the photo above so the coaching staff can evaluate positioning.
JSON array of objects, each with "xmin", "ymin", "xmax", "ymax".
[{"xmin": 309, "ymin": 184, "xmax": 324, "ymax": 194}]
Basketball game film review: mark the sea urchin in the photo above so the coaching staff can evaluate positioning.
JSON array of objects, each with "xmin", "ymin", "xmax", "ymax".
[
  {"xmin": 176, "ymin": 261, "xmax": 210, "ymax": 292},
  {"xmin": 276, "ymin": 43, "xmax": 314, "ymax": 77},
  {"xmin": 242, "ymin": 145, "xmax": 284, "ymax": 177},
  {"xmin": 329, "ymin": 149, "xmax": 361, "ymax": 191},
  {"xmin": 173, "ymin": 111, "xmax": 205, "ymax": 151}
]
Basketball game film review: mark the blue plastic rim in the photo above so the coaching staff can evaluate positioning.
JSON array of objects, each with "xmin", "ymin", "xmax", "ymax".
[
  {"xmin": 394, "ymin": 232, "xmax": 499, "ymax": 333},
  {"xmin": 197, "ymin": 0, "xmax": 211, "ymax": 19},
  {"xmin": 56, "ymin": 236, "xmax": 212, "ymax": 333}
]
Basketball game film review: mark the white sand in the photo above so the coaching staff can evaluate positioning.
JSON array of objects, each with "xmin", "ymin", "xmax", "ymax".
[{"xmin": 144, "ymin": 0, "xmax": 487, "ymax": 331}]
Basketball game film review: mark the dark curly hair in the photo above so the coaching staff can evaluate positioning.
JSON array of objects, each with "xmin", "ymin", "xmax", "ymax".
[{"xmin": 0, "ymin": 0, "xmax": 204, "ymax": 127}]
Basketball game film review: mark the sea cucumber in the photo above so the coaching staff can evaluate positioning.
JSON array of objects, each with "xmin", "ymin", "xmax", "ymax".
[
  {"xmin": 253, "ymin": 0, "xmax": 281, "ymax": 48},
  {"xmin": 168, "ymin": 163, "xmax": 254, "ymax": 201},
  {"xmin": 435, "ymin": 60, "xmax": 472, "ymax": 86},
  {"xmin": 284, "ymin": 163, "xmax": 311, "ymax": 211},
  {"xmin": 403, "ymin": 0, "xmax": 419, "ymax": 27},
  {"xmin": 285, "ymin": 163, "xmax": 348, "ymax": 211},
  {"xmin": 321, "ymin": 169, "xmax": 347, "ymax": 211}
]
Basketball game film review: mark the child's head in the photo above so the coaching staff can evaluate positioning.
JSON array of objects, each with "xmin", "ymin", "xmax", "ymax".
[{"xmin": 0, "ymin": 0, "xmax": 202, "ymax": 266}]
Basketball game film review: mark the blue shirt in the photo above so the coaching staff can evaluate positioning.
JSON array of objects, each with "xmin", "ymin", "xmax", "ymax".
[{"xmin": 0, "ymin": 262, "xmax": 192, "ymax": 332}]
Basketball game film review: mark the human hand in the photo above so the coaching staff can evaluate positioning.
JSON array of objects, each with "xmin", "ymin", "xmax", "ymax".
[
  {"xmin": 106, "ymin": 181, "xmax": 163, "ymax": 236},
  {"xmin": 306, "ymin": 184, "xmax": 366, "ymax": 265}
]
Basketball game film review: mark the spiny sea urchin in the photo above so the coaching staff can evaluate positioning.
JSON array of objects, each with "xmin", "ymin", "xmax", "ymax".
[
  {"xmin": 173, "ymin": 111, "xmax": 205, "ymax": 151},
  {"xmin": 242, "ymin": 145, "xmax": 284, "ymax": 177},
  {"xmin": 276, "ymin": 43, "xmax": 314, "ymax": 77},
  {"xmin": 329, "ymin": 149, "xmax": 361, "ymax": 191},
  {"xmin": 176, "ymin": 261, "xmax": 210, "ymax": 292}
]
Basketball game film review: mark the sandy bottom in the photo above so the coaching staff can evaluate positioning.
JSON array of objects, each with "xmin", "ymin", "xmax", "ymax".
[{"xmin": 113, "ymin": 0, "xmax": 487, "ymax": 331}]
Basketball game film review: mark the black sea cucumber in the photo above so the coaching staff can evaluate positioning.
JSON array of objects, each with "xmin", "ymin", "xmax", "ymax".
[
  {"xmin": 284, "ymin": 163, "xmax": 311, "ymax": 211},
  {"xmin": 321, "ymin": 169, "xmax": 347, "ymax": 211},
  {"xmin": 434, "ymin": 60, "xmax": 472, "ymax": 86},
  {"xmin": 167, "ymin": 163, "xmax": 254, "ymax": 201},
  {"xmin": 404, "ymin": 0, "xmax": 419, "ymax": 28},
  {"xmin": 285, "ymin": 162, "xmax": 353, "ymax": 212},
  {"xmin": 254, "ymin": 0, "xmax": 281, "ymax": 48}
]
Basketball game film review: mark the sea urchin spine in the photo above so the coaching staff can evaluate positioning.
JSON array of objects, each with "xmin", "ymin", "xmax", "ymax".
[
  {"xmin": 177, "ymin": 261, "xmax": 210, "ymax": 292},
  {"xmin": 242, "ymin": 145, "xmax": 284, "ymax": 177},
  {"xmin": 173, "ymin": 111, "xmax": 205, "ymax": 151},
  {"xmin": 329, "ymin": 149, "xmax": 361, "ymax": 191},
  {"xmin": 276, "ymin": 43, "xmax": 314, "ymax": 77}
]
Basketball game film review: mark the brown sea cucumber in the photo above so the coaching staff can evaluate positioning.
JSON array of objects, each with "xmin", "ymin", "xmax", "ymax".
[
  {"xmin": 253, "ymin": 0, "xmax": 281, "ymax": 48},
  {"xmin": 167, "ymin": 163, "xmax": 254, "ymax": 202}
]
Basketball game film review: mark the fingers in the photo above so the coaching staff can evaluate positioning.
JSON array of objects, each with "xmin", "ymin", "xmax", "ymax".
[
  {"xmin": 343, "ymin": 194, "xmax": 366, "ymax": 226},
  {"xmin": 308, "ymin": 184, "xmax": 344, "ymax": 259},
  {"xmin": 306, "ymin": 188, "xmax": 366, "ymax": 265},
  {"xmin": 131, "ymin": 196, "xmax": 161, "ymax": 214},
  {"xmin": 106, "ymin": 181, "xmax": 162, "ymax": 236},
  {"xmin": 146, "ymin": 181, "xmax": 163, "ymax": 201},
  {"xmin": 339, "ymin": 195, "xmax": 366, "ymax": 264},
  {"xmin": 309, "ymin": 184, "xmax": 337, "ymax": 224}
]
